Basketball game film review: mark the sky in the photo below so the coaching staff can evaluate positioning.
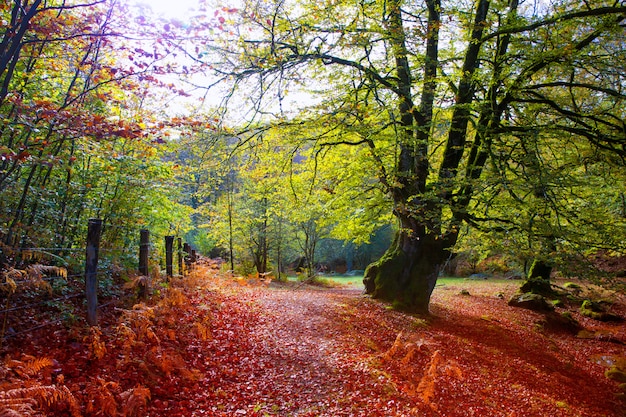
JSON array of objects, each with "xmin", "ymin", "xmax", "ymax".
[{"xmin": 132, "ymin": 0, "xmax": 202, "ymax": 20}]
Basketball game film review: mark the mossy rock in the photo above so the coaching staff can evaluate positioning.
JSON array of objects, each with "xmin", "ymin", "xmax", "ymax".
[
  {"xmin": 606, "ymin": 367, "xmax": 626, "ymax": 383},
  {"xmin": 563, "ymin": 282, "xmax": 582, "ymax": 291},
  {"xmin": 580, "ymin": 300, "xmax": 623, "ymax": 322},
  {"xmin": 508, "ymin": 292, "xmax": 554, "ymax": 312},
  {"xmin": 551, "ymin": 299, "xmax": 565, "ymax": 308},
  {"xmin": 520, "ymin": 278, "xmax": 556, "ymax": 296}
]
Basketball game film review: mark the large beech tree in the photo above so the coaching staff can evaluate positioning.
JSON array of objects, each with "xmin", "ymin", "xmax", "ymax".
[{"xmin": 198, "ymin": 0, "xmax": 626, "ymax": 312}]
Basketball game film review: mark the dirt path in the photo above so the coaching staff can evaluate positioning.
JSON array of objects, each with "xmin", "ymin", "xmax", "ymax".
[
  {"xmin": 183, "ymin": 279, "xmax": 625, "ymax": 417},
  {"xmin": 175, "ymin": 279, "xmax": 625, "ymax": 417},
  {"xmin": 190, "ymin": 285, "xmax": 413, "ymax": 416}
]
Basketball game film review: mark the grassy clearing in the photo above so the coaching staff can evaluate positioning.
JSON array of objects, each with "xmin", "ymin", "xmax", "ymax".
[
  {"xmin": 286, "ymin": 274, "xmax": 364, "ymax": 288},
  {"xmin": 286, "ymin": 274, "xmax": 523, "ymax": 292}
]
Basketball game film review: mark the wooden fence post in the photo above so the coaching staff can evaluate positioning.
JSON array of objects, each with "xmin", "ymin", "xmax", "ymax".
[
  {"xmin": 177, "ymin": 237, "xmax": 183, "ymax": 277},
  {"xmin": 85, "ymin": 218, "xmax": 102, "ymax": 326},
  {"xmin": 165, "ymin": 235, "xmax": 174, "ymax": 279},
  {"xmin": 138, "ymin": 229, "xmax": 149, "ymax": 298}
]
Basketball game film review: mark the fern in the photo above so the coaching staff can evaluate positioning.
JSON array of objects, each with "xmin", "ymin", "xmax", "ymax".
[
  {"xmin": 6, "ymin": 356, "xmax": 54, "ymax": 378},
  {"xmin": 381, "ymin": 331, "xmax": 405, "ymax": 362},
  {"xmin": 84, "ymin": 327, "xmax": 107, "ymax": 360},
  {"xmin": 2, "ymin": 269, "xmax": 27, "ymax": 282},
  {"xmin": 0, "ymin": 277, "xmax": 17, "ymax": 295},
  {"xmin": 123, "ymin": 275, "xmax": 150, "ymax": 292},
  {"xmin": 416, "ymin": 350, "xmax": 441, "ymax": 409},
  {"xmin": 0, "ymin": 385, "xmax": 81, "ymax": 417},
  {"xmin": 413, "ymin": 350, "xmax": 463, "ymax": 410},
  {"xmin": 85, "ymin": 378, "xmax": 119, "ymax": 417},
  {"xmin": 120, "ymin": 385, "xmax": 150, "ymax": 417},
  {"xmin": 115, "ymin": 323, "xmax": 138, "ymax": 356},
  {"xmin": 26, "ymin": 265, "xmax": 67, "ymax": 280},
  {"xmin": 162, "ymin": 287, "xmax": 187, "ymax": 307},
  {"xmin": 191, "ymin": 319, "xmax": 212, "ymax": 341},
  {"xmin": 0, "ymin": 395, "xmax": 37, "ymax": 417},
  {"xmin": 118, "ymin": 305, "xmax": 160, "ymax": 345}
]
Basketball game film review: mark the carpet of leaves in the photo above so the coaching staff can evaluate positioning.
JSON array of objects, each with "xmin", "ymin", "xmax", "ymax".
[{"xmin": 1, "ymin": 266, "xmax": 625, "ymax": 416}]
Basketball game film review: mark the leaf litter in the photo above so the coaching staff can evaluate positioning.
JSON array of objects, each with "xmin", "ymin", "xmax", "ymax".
[{"xmin": 0, "ymin": 266, "xmax": 624, "ymax": 416}]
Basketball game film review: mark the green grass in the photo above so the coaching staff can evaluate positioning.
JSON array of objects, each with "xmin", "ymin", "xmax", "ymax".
[
  {"xmin": 286, "ymin": 274, "xmax": 520, "ymax": 290},
  {"xmin": 286, "ymin": 273, "xmax": 364, "ymax": 287}
]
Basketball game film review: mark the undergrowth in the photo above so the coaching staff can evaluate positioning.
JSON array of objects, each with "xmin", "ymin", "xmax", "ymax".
[{"xmin": 0, "ymin": 265, "xmax": 221, "ymax": 416}]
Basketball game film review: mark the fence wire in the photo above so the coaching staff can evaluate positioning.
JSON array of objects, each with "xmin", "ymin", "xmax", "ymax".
[{"xmin": 1, "ymin": 220, "xmax": 191, "ymax": 340}]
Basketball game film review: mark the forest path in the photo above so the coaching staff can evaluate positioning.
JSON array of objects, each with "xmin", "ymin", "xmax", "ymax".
[
  {"xmin": 2, "ymin": 266, "xmax": 624, "ymax": 417},
  {"xmin": 184, "ymin": 277, "xmax": 626, "ymax": 417},
  {"xmin": 198, "ymin": 284, "xmax": 411, "ymax": 416}
]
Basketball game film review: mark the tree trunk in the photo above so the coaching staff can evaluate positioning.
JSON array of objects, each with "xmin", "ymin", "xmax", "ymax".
[
  {"xmin": 520, "ymin": 253, "xmax": 556, "ymax": 296},
  {"xmin": 363, "ymin": 213, "xmax": 452, "ymax": 314}
]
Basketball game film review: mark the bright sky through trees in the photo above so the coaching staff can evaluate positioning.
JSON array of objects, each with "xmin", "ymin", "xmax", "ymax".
[{"xmin": 132, "ymin": 0, "xmax": 200, "ymax": 19}]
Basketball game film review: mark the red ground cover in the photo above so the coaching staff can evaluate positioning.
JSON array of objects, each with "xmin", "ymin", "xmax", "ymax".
[{"xmin": 1, "ymin": 267, "xmax": 624, "ymax": 416}]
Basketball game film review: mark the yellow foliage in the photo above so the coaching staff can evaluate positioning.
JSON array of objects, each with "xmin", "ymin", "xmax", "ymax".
[
  {"xmin": 2, "ymin": 268, "xmax": 26, "ymax": 281},
  {"xmin": 26, "ymin": 265, "xmax": 67, "ymax": 280},
  {"xmin": 85, "ymin": 327, "xmax": 107, "ymax": 360},
  {"xmin": 0, "ymin": 277, "xmax": 17, "ymax": 295},
  {"xmin": 20, "ymin": 250, "xmax": 43, "ymax": 262},
  {"xmin": 0, "ymin": 264, "xmax": 67, "ymax": 296}
]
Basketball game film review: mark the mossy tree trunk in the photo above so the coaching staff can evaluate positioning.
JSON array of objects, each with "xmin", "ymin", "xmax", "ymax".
[
  {"xmin": 519, "ymin": 258, "xmax": 554, "ymax": 295},
  {"xmin": 362, "ymin": 0, "xmax": 482, "ymax": 314},
  {"xmin": 363, "ymin": 210, "xmax": 456, "ymax": 314},
  {"xmin": 520, "ymin": 236, "xmax": 557, "ymax": 295}
]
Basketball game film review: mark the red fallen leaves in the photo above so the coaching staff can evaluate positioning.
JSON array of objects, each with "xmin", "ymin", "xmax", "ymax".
[{"xmin": 1, "ymin": 271, "xmax": 624, "ymax": 416}]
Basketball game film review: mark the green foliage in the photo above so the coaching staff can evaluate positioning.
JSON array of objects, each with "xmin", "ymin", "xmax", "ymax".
[
  {"xmin": 197, "ymin": 0, "xmax": 626, "ymax": 309},
  {"xmin": 0, "ymin": 1, "xmax": 197, "ymax": 270}
]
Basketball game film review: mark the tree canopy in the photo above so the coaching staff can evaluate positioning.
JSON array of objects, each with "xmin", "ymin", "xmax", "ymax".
[
  {"xmin": 0, "ymin": 0, "xmax": 624, "ymax": 313},
  {"xmin": 192, "ymin": 0, "xmax": 626, "ymax": 311}
]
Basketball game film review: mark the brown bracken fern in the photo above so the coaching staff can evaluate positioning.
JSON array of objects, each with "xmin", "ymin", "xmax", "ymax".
[
  {"xmin": 0, "ymin": 385, "xmax": 81, "ymax": 417},
  {"xmin": 119, "ymin": 385, "xmax": 150, "ymax": 417},
  {"xmin": 0, "ymin": 356, "xmax": 81, "ymax": 417}
]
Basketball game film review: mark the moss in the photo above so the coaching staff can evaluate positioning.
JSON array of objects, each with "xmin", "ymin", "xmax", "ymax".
[
  {"xmin": 580, "ymin": 299, "xmax": 602, "ymax": 318},
  {"xmin": 579, "ymin": 299, "xmax": 622, "ymax": 322},
  {"xmin": 508, "ymin": 292, "xmax": 554, "ymax": 312},
  {"xmin": 520, "ymin": 278, "xmax": 555, "ymax": 296},
  {"xmin": 551, "ymin": 299, "xmax": 565, "ymax": 308},
  {"xmin": 563, "ymin": 282, "xmax": 582, "ymax": 290},
  {"xmin": 540, "ymin": 311, "xmax": 582, "ymax": 334},
  {"xmin": 605, "ymin": 367, "xmax": 626, "ymax": 383},
  {"xmin": 363, "ymin": 233, "xmax": 440, "ymax": 314},
  {"xmin": 528, "ymin": 259, "xmax": 552, "ymax": 280}
]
